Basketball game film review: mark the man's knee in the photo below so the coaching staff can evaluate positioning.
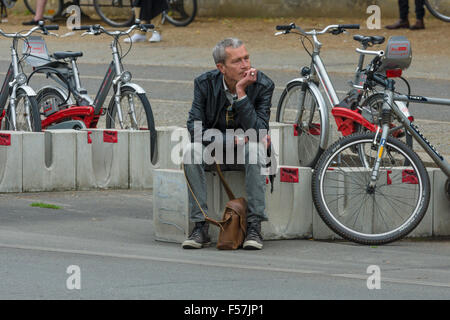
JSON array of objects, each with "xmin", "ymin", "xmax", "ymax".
[{"xmin": 183, "ymin": 142, "xmax": 204, "ymax": 165}]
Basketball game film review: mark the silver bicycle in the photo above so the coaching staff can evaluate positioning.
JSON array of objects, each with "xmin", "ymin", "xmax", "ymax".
[
  {"xmin": 0, "ymin": 22, "xmax": 58, "ymax": 132},
  {"xmin": 275, "ymin": 23, "xmax": 412, "ymax": 167},
  {"xmin": 27, "ymin": 22, "xmax": 158, "ymax": 163},
  {"xmin": 311, "ymin": 49, "xmax": 450, "ymax": 244}
]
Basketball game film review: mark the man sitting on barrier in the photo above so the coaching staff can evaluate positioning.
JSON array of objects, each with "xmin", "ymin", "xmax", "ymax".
[{"xmin": 182, "ymin": 38, "xmax": 275, "ymax": 250}]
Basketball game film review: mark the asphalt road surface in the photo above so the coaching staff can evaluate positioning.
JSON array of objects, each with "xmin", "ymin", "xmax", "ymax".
[{"xmin": 0, "ymin": 190, "xmax": 449, "ymax": 300}]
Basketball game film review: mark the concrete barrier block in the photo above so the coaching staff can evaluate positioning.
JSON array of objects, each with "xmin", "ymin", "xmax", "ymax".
[
  {"xmin": 263, "ymin": 166, "xmax": 313, "ymax": 239},
  {"xmin": 129, "ymin": 130, "xmax": 154, "ymax": 190},
  {"xmin": 269, "ymin": 122, "xmax": 298, "ymax": 167},
  {"xmin": 23, "ymin": 130, "xmax": 76, "ymax": 192},
  {"xmin": 129, "ymin": 127, "xmax": 189, "ymax": 189},
  {"xmin": 432, "ymin": 169, "xmax": 450, "ymax": 236},
  {"xmin": 156, "ymin": 126, "xmax": 189, "ymax": 170},
  {"xmin": 76, "ymin": 129, "xmax": 129, "ymax": 190},
  {"xmin": 153, "ymin": 169, "xmax": 190, "ymax": 243},
  {"xmin": 407, "ymin": 168, "xmax": 434, "ymax": 238},
  {"xmin": 0, "ymin": 131, "xmax": 23, "ymax": 192}
]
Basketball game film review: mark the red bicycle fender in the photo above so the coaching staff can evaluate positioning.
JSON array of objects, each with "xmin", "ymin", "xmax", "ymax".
[
  {"xmin": 41, "ymin": 106, "xmax": 95, "ymax": 129},
  {"xmin": 332, "ymin": 107, "xmax": 378, "ymax": 136}
]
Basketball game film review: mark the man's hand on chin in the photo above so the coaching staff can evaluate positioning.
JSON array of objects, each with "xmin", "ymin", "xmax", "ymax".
[{"xmin": 236, "ymin": 68, "xmax": 257, "ymax": 99}]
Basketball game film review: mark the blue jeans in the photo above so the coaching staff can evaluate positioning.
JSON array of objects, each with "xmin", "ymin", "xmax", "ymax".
[{"xmin": 183, "ymin": 142, "xmax": 268, "ymax": 224}]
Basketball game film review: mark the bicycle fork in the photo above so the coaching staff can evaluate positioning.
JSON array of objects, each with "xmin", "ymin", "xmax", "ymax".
[{"xmin": 369, "ymin": 81, "xmax": 395, "ymax": 189}]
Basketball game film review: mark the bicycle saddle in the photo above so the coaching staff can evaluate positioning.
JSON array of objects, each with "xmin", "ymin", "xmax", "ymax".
[
  {"xmin": 52, "ymin": 51, "xmax": 83, "ymax": 60},
  {"xmin": 353, "ymin": 35, "xmax": 385, "ymax": 46}
]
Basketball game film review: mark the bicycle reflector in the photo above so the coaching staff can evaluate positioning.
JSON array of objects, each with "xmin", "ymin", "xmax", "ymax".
[{"xmin": 386, "ymin": 69, "xmax": 402, "ymax": 78}]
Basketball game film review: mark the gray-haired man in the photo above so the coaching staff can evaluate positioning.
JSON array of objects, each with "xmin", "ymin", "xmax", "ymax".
[{"xmin": 182, "ymin": 38, "xmax": 275, "ymax": 250}]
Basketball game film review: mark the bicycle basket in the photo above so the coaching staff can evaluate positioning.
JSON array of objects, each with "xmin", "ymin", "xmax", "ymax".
[{"xmin": 378, "ymin": 36, "xmax": 412, "ymax": 73}]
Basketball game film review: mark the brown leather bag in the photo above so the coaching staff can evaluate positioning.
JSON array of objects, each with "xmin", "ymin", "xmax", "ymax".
[{"xmin": 183, "ymin": 163, "xmax": 247, "ymax": 250}]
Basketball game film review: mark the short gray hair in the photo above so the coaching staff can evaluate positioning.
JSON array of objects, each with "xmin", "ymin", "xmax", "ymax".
[{"xmin": 212, "ymin": 38, "xmax": 243, "ymax": 64}]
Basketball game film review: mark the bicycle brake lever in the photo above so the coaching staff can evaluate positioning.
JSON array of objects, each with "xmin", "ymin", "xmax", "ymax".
[{"xmin": 48, "ymin": 32, "xmax": 59, "ymax": 37}]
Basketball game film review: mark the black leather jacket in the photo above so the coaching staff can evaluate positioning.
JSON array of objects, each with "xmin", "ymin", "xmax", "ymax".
[{"xmin": 187, "ymin": 69, "xmax": 275, "ymax": 144}]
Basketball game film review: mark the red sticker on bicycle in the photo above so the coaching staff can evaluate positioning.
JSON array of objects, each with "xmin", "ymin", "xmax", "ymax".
[
  {"xmin": 87, "ymin": 131, "xmax": 92, "ymax": 144},
  {"xmin": 103, "ymin": 130, "xmax": 118, "ymax": 143},
  {"xmin": 402, "ymin": 169, "xmax": 418, "ymax": 184},
  {"xmin": 0, "ymin": 133, "xmax": 11, "ymax": 146},
  {"xmin": 280, "ymin": 167, "xmax": 299, "ymax": 183}
]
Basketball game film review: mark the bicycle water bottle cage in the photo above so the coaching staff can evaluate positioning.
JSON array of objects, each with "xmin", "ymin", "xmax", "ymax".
[{"xmin": 378, "ymin": 36, "xmax": 412, "ymax": 74}]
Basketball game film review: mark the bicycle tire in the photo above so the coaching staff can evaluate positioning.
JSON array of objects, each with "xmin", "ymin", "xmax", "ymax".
[
  {"xmin": 3, "ymin": 88, "xmax": 42, "ymax": 132},
  {"xmin": 425, "ymin": 0, "xmax": 450, "ymax": 22},
  {"xmin": 24, "ymin": 0, "xmax": 63, "ymax": 20},
  {"xmin": 312, "ymin": 132, "xmax": 430, "ymax": 245},
  {"xmin": 36, "ymin": 87, "xmax": 66, "ymax": 121},
  {"xmin": 94, "ymin": 0, "xmax": 135, "ymax": 28},
  {"xmin": 106, "ymin": 87, "xmax": 157, "ymax": 164},
  {"xmin": 164, "ymin": 0, "xmax": 197, "ymax": 27},
  {"xmin": 276, "ymin": 80, "xmax": 327, "ymax": 167}
]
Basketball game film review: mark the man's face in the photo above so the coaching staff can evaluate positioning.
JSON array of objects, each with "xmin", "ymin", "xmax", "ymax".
[{"xmin": 217, "ymin": 45, "xmax": 251, "ymax": 83}]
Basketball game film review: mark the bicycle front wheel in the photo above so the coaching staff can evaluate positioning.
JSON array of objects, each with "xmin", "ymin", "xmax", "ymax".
[
  {"xmin": 3, "ymin": 89, "xmax": 42, "ymax": 132},
  {"xmin": 312, "ymin": 132, "xmax": 430, "ymax": 245},
  {"xmin": 94, "ymin": 0, "xmax": 135, "ymax": 27},
  {"xmin": 24, "ymin": 0, "xmax": 63, "ymax": 20},
  {"xmin": 106, "ymin": 87, "xmax": 157, "ymax": 164},
  {"xmin": 276, "ymin": 80, "xmax": 327, "ymax": 167},
  {"xmin": 164, "ymin": 0, "xmax": 197, "ymax": 27},
  {"xmin": 425, "ymin": 0, "xmax": 450, "ymax": 22}
]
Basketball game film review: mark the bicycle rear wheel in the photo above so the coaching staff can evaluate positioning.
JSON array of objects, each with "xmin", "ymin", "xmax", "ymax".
[
  {"xmin": 276, "ymin": 80, "xmax": 327, "ymax": 167},
  {"xmin": 24, "ymin": 0, "xmax": 63, "ymax": 20},
  {"xmin": 312, "ymin": 132, "xmax": 430, "ymax": 245},
  {"xmin": 94, "ymin": 0, "xmax": 135, "ymax": 28},
  {"xmin": 3, "ymin": 89, "xmax": 42, "ymax": 132},
  {"xmin": 360, "ymin": 92, "xmax": 413, "ymax": 148},
  {"xmin": 425, "ymin": 0, "xmax": 450, "ymax": 22},
  {"xmin": 164, "ymin": 0, "xmax": 197, "ymax": 27},
  {"xmin": 106, "ymin": 87, "xmax": 157, "ymax": 164}
]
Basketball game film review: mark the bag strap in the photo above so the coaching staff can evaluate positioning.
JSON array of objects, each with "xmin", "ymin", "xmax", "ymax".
[
  {"xmin": 215, "ymin": 162, "xmax": 236, "ymax": 201},
  {"xmin": 182, "ymin": 163, "xmax": 224, "ymax": 230}
]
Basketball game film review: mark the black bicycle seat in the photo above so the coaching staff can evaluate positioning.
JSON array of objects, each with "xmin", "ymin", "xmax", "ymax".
[
  {"xmin": 52, "ymin": 51, "xmax": 83, "ymax": 60},
  {"xmin": 353, "ymin": 35, "xmax": 385, "ymax": 46}
]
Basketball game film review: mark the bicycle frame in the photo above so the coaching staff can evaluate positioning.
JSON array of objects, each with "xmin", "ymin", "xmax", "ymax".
[
  {"xmin": 390, "ymin": 92, "xmax": 450, "ymax": 177},
  {"xmin": 36, "ymin": 25, "xmax": 148, "ymax": 130},
  {"xmin": 366, "ymin": 78, "xmax": 450, "ymax": 186}
]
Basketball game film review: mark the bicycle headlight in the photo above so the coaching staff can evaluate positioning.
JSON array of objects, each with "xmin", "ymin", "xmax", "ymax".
[
  {"xmin": 120, "ymin": 71, "xmax": 132, "ymax": 83},
  {"xmin": 16, "ymin": 73, "xmax": 28, "ymax": 85}
]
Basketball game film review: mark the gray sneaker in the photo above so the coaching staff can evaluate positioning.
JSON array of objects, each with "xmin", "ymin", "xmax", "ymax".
[
  {"xmin": 243, "ymin": 221, "xmax": 263, "ymax": 250},
  {"xmin": 182, "ymin": 222, "xmax": 211, "ymax": 249}
]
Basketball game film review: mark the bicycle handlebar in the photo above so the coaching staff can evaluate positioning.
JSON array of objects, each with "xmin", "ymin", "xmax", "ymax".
[
  {"xmin": 275, "ymin": 23, "xmax": 360, "ymax": 36},
  {"xmin": 0, "ymin": 22, "xmax": 59, "ymax": 39}
]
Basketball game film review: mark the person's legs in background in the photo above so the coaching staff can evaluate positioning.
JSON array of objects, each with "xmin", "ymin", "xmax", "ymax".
[
  {"xmin": 410, "ymin": 0, "xmax": 426, "ymax": 29},
  {"xmin": 124, "ymin": 5, "xmax": 162, "ymax": 43},
  {"xmin": 125, "ymin": 7, "xmax": 147, "ymax": 43},
  {"xmin": 385, "ymin": 0, "xmax": 411, "ymax": 29},
  {"xmin": 23, "ymin": 0, "xmax": 48, "ymax": 25}
]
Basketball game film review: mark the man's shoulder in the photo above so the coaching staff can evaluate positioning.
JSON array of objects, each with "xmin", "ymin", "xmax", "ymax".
[
  {"xmin": 194, "ymin": 69, "xmax": 221, "ymax": 84},
  {"xmin": 257, "ymin": 71, "xmax": 275, "ymax": 91}
]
